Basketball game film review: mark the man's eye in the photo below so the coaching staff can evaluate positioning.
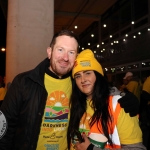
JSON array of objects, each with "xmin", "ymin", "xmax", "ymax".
[
  {"xmin": 69, "ymin": 51, "xmax": 75, "ymax": 55},
  {"xmin": 58, "ymin": 49, "xmax": 62, "ymax": 51}
]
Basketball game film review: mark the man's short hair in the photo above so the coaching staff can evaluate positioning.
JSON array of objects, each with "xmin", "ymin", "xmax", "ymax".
[{"xmin": 50, "ymin": 30, "xmax": 79, "ymax": 52}]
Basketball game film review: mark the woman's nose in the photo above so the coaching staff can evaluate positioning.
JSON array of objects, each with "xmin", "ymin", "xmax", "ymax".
[{"xmin": 81, "ymin": 76, "xmax": 86, "ymax": 83}]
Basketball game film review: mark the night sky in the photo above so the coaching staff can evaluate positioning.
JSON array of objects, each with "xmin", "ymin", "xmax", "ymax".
[{"xmin": 0, "ymin": 7, "xmax": 6, "ymax": 76}]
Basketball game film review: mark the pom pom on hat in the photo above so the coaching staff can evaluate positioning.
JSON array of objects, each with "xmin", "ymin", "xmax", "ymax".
[{"xmin": 72, "ymin": 49, "xmax": 104, "ymax": 78}]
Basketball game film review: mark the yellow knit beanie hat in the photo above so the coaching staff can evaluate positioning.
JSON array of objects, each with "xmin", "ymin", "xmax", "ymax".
[{"xmin": 72, "ymin": 49, "xmax": 104, "ymax": 78}]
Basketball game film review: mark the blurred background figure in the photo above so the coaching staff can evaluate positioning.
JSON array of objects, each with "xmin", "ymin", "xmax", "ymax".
[
  {"xmin": 119, "ymin": 78, "xmax": 128, "ymax": 92},
  {"xmin": 121, "ymin": 72, "xmax": 141, "ymax": 102},
  {"xmin": 0, "ymin": 76, "xmax": 6, "ymax": 107}
]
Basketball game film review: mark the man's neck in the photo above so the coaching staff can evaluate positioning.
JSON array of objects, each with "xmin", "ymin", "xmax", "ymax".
[{"xmin": 45, "ymin": 67, "xmax": 71, "ymax": 79}]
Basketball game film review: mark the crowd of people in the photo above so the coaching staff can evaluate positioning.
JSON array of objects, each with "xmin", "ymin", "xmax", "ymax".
[
  {"xmin": 118, "ymin": 71, "xmax": 150, "ymax": 149},
  {"xmin": 0, "ymin": 29, "xmax": 149, "ymax": 150}
]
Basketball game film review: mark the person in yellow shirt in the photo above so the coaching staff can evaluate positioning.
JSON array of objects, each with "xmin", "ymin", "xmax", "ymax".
[
  {"xmin": 0, "ymin": 82, "xmax": 6, "ymax": 106},
  {"xmin": 67, "ymin": 49, "xmax": 146, "ymax": 150},
  {"xmin": 122, "ymin": 72, "xmax": 141, "ymax": 102}
]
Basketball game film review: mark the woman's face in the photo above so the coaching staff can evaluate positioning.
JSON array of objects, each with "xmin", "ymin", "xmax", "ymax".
[{"xmin": 74, "ymin": 70, "xmax": 96, "ymax": 99}]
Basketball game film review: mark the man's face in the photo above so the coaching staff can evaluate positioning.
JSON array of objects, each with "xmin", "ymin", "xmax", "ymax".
[
  {"xmin": 47, "ymin": 35, "xmax": 78, "ymax": 77},
  {"xmin": 126, "ymin": 76, "xmax": 132, "ymax": 81}
]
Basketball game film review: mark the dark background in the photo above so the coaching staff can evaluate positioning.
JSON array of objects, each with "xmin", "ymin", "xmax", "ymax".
[{"xmin": 0, "ymin": 7, "xmax": 6, "ymax": 76}]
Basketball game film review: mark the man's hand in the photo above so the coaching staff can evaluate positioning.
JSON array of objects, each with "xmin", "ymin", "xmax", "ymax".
[{"xmin": 118, "ymin": 91, "xmax": 139, "ymax": 117}]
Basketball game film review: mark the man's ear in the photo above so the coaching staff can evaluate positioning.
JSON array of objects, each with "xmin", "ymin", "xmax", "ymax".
[{"xmin": 47, "ymin": 47, "xmax": 52, "ymax": 59}]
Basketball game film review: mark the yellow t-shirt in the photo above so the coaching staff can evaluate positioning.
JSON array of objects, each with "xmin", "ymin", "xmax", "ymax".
[
  {"xmin": 117, "ymin": 109, "xmax": 142, "ymax": 144},
  {"xmin": 70, "ymin": 99, "xmax": 92, "ymax": 150},
  {"xmin": 36, "ymin": 74, "xmax": 72, "ymax": 150}
]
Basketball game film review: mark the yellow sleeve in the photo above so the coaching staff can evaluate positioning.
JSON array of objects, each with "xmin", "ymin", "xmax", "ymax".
[
  {"xmin": 117, "ymin": 109, "xmax": 142, "ymax": 144},
  {"xmin": 0, "ymin": 88, "xmax": 6, "ymax": 100}
]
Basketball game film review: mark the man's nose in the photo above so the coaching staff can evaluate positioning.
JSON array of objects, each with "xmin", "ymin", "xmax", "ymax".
[{"xmin": 63, "ymin": 52, "xmax": 69, "ymax": 61}]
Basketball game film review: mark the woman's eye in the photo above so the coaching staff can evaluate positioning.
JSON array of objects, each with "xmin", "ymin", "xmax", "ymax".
[
  {"xmin": 86, "ymin": 72, "xmax": 91, "ymax": 75},
  {"xmin": 75, "ymin": 76, "xmax": 80, "ymax": 79}
]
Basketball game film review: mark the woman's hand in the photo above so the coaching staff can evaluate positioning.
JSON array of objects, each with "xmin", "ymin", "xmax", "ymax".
[{"xmin": 75, "ymin": 134, "xmax": 91, "ymax": 150}]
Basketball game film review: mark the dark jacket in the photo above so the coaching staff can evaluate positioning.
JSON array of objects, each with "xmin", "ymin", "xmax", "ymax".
[{"xmin": 0, "ymin": 58, "xmax": 53, "ymax": 150}]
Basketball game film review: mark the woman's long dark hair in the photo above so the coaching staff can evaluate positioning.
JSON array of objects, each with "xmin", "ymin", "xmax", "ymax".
[{"xmin": 67, "ymin": 71, "xmax": 113, "ymax": 149}]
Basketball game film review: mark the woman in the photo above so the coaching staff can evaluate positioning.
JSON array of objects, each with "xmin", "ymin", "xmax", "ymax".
[{"xmin": 67, "ymin": 49, "xmax": 146, "ymax": 150}]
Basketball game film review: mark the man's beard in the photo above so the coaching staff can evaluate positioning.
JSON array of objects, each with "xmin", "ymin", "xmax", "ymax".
[{"xmin": 50, "ymin": 59, "xmax": 71, "ymax": 77}]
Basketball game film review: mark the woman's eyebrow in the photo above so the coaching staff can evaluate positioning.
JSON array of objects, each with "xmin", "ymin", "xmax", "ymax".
[
  {"xmin": 74, "ymin": 73, "xmax": 80, "ymax": 77},
  {"xmin": 83, "ymin": 70, "xmax": 91, "ymax": 73}
]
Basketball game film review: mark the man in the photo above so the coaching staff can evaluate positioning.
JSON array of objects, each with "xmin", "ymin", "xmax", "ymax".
[
  {"xmin": 123, "ymin": 72, "xmax": 141, "ymax": 102},
  {"xmin": 0, "ymin": 30, "xmax": 139, "ymax": 150},
  {"xmin": 119, "ymin": 78, "xmax": 128, "ymax": 92}
]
